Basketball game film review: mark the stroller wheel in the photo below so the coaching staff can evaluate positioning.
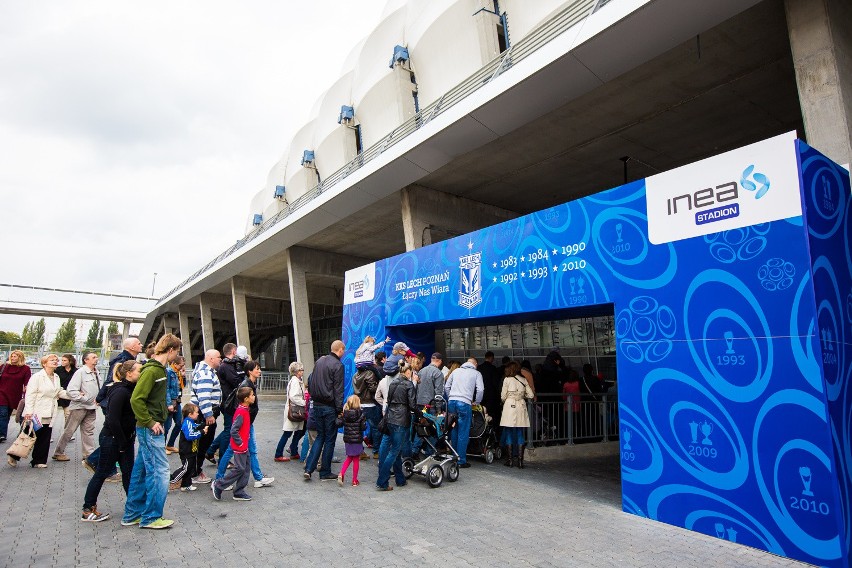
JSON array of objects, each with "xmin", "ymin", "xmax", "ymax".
[
  {"xmin": 427, "ymin": 464, "xmax": 444, "ymax": 488},
  {"xmin": 484, "ymin": 448, "xmax": 495, "ymax": 464},
  {"xmin": 402, "ymin": 458, "xmax": 415, "ymax": 479},
  {"xmin": 447, "ymin": 462, "xmax": 459, "ymax": 482}
]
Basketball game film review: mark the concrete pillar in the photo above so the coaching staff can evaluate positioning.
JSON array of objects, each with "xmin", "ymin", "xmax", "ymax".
[
  {"xmin": 231, "ymin": 277, "xmax": 252, "ymax": 358},
  {"xmin": 122, "ymin": 320, "xmax": 131, "ymax": 342},
  {"xmin": 786, "ymin": 0, "xmax": 852, "ymax": 166},
  {"xmin": 400, "ymin": 185, "xmax": 517, "ymax": 252},
  {"xmin": 285, "ymin": 248, "xmax": 316, "ymax": 375},
  {"xmin": 178, "ymin": 307, "xmax": 194, "ymax": 369},
  {"xmin": 199, "ymin": 295, "xmax": 215, "ymax": 351}
]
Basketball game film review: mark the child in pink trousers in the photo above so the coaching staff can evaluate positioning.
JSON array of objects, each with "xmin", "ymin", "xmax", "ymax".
[{"xmin": 337, "ymin": 395, "xmax": 367, "ymax": 486}]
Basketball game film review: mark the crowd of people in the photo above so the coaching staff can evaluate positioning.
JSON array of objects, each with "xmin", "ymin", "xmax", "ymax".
[{"xmin": 0, "ymin": 333, "xmax": 611, "ymax": 526}]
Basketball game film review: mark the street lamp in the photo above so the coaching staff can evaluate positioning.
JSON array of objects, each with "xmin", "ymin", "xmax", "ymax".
[{"xmin": 152, "ymin": 273, "xmax": 158, "ymax": 297}]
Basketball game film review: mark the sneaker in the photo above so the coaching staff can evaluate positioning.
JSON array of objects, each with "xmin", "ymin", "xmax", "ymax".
[
  {"xmin": 359, "ymin": 451, "xmax": 370, "ymax": 460},
  {"xmin": 82, "ymin": 460, "xmax": 95, "ymax": 474},
  {"xmin": 169, "ymin": 480, "xmax": 181, "ymax": 491},
  {"xmin": 120, "ymin": 517, "xmax": 141, "ymax": 526},
  {"xmin": 7, "ymin": 455, "xmax": 16, "ymax": 467},
  {"xmin": 211, "ymin": 482, "xmax": 222, "ymax": 501},
  {"xmin": 319, "ymin": 473, "xmax": 338, "ymax": 481},
  {"xmin": 337, "ymin": 474, "xmax": 343, "ymax": 486},
  {"xmin": 106, "ymin": 472, "xmax": 122, "ymax": 483},
  {"xmin": 459, "ymin": 462, "xmax": 471, "ymax": 468},
  {"xmin": 192, "ymin": 472, "xmax": 212, "ymax": 484},
  {"xmin": 352, "ymin": 480, "xmax": 360, "ymax": 487},
  {"xmin": 180, "ymin": 485, "xmax": 198, "ymax": 492},
  {"xmin": 303, "ymin": 471, "xmax": 311, "ymax": 481},
  {"xmin": 34, "ymin": 464, "xmax": 47, "ymax": 469},
  {"xmin": 375, "ymin": 485, "xmax": 393, "ymax": 491},
  {"xmin": 81, "ymin": 507, "xmax": 109, "ymax": 522},
  {"xmin": 274, "ymin": 457, "xmax": 289, "ymax": 462},
  {"xmin": 52, "ymin": 454, "xmax": 70, "ymax": 462},
  {"xmin": 253, "ymin": 477, "xmax": 274, "ymax": 488},
  {"xmin": 140, "ymin": 518, "xmax": 174, "ymax": 529},
  {"xmin": 204, "ymin": 454, "xmax": 216, "ymax": 465},
  {"xmin": 372, "ymin": 452, "xmax": 379, "ymax": 459},
  {"xmin": 223, "ymin": 484, "xmax": 234, "ymax": 491},
  {"xmin": 232, "ymin": 492, "xmax": 252, "ymax": 501},
  {"xmin": 0, "ymin": 436, "xmax": 6, "ymax": 443},
  {"xmin": 331, "ymin": 457, "xmax": 341, "ymax": 463},
  {"xmin": 165, "ymin": 446, "xmax": 179, "ymax": 455},
  {"xmin": 70, "ymin": 436, "xmax": 76, "ymax": 442}
]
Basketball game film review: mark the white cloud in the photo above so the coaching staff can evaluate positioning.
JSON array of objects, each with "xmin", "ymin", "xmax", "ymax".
[{"xmin": 0, "ymin": 0, "xmax": 386, "ymax": 334}]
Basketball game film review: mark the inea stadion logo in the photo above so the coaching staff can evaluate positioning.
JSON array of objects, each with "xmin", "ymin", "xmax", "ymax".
[
  {"xmin": 665, "ymin": 165, "xmax": 771, "ymax": 227},
  {"xmin": 459, "ymin": 240, "xmax": 482, "ymax": 309},
  {"xmin": 348, "ymin": 273, "xmax": 370, "ymax": 299}
]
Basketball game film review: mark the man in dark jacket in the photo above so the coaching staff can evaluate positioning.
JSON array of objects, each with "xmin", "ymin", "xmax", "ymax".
[
  {"xmin": 376, "ymin": 361, "xmax": 417, "ymax": 490},
  {"xmin": 303, "ymin": 340, "xmax": 345, "ymax": 481},
  {"xmin": 207, "ymin": 343, "xmax": 244, "ymax": 463}
]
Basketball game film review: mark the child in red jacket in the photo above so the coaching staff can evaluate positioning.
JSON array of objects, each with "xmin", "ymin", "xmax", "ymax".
[{"xmin": 211, "ymin": 387, "xmax": 254, "ymax": 501}]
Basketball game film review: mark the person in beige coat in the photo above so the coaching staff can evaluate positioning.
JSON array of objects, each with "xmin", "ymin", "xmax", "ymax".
[
  {"xmin": 500, "ymin": 361, "xmax": 534, "ymax": 469},
  {"xmin": 11, "ymin": 354, "xmax": 69, "ymax": 468},
  {"xmin": 274, "ymin": 362, "xmax": 306, "ymax": 462}
]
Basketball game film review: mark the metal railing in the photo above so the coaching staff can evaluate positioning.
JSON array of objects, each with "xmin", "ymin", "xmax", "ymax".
[
  {"xmin": 257, "ymin": 372, "xmax": 290, "ymax": 394},
  {"xmin": 528, "ymin": 393, "xmax": 618, "ymax": 445},
  {"xmin": 160, "ymin": 0, "xmax": 598, "ymax": 302}
]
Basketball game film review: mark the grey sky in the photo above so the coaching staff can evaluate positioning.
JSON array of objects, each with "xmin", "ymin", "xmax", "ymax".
[{"xmin": 0, "ymin": 1, "xmax": 385, "ymax": 341}]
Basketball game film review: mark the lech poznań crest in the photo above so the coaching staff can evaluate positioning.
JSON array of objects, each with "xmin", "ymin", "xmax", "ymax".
[{"xmin": 459, "ymin": 241, "xmax": 482, "ymax": 309}]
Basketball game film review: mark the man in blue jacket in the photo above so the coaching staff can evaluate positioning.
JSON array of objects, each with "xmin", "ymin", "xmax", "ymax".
[{"xmin": 303, "ymin": 340, "xmax": 345, "ymax": 481}]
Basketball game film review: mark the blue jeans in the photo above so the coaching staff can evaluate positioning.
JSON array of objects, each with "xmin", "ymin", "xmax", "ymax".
[
  {"xmin": 208, "ymin": 411, "xmax": 233, "ymax": 458},
  {"xmin": 122, "ymin": 427, "xmax": 169, "ymax": 526},
  {"xmin": 362, "ymin": 405, "xmax": 382, "ymax": 450},
  {"xmin": 376, "ymin": 423, "xmax": 407, "ymax": 488},
  {"xmin": 87, "ymin": 432, "xmax": 118, "ymax": 477},
  {"xmin": 275, "ymin": 427, "xmax": 305, "ymax": 458},
  {"xmin": 165, "ymin": 410, "xmax": 181, "ymax": 447},
  {"xmin": 216, "ymin": 424, "xmax": 263, "ymax": 481},
  {"xmin": 448, "ymin": 400, "xmax": 472, "ymax": 464},
  {"xmin": 304, "ymin": 405, "xmax": 338, "ymax": 477},
  {"xmin": 0, "ymin": 405, "xmax": 11, "ymax": 438},
  {"xmin": 300, "ymin": 429, "xmax": 313, "ymax": 461}
]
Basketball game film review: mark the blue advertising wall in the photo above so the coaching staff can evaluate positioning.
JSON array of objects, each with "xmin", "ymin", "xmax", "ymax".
[{"xmin": 341, "ymin": 136, "xmax": 852, "ymax": 566}]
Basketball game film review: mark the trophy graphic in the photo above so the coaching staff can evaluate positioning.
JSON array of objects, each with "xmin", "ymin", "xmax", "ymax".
[
  {"xmin": 577, "ymin": 276, "xmax": 585, "ymax": 294},
  {"xmin": 623, "ymin": 429, "xmax": 632, "ymax": 451},
  {"xmin": 799, "ymin": 466, "xmax": 814, "ymax": 496},
  {"xmin": 689, "ymin": 420, "xmax": 699, "ymax": 444},
  {"xmin": 569, "ymin": 277, "xmax": 576, "ymax": 295},
  {"xmin": 726, "ymin": 527, "xmax": 737, "ymax": 543},
  {"xmin": 700, "ymin": 420, "xmax": 714, "ymax": 446},
  {"xmin": 828, "ymin": 328, "xmax": 834, "ymax": 351},
  {"xmin": 616, "ymin": 223, "xmax": 624, "ymax": 243},
  {"xmin": 714, "ymin": 523, "xmax": 725, "ymax": 539},
  {"xmin": 723, "ymin": 330, "xmax": 735, "ymax": 354}
]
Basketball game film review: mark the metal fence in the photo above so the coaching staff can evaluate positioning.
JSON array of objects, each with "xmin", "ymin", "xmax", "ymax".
[
  {"xmin": 257, "ymin": 372, "xmax": 290, "ymax": 394},
  {"xmin": 160, "ymin": 0, "xmax": 598, "ymax": 302},
  {"xmin": 528, "ymin": 393, "xmax": 619, "ymax": 445}
]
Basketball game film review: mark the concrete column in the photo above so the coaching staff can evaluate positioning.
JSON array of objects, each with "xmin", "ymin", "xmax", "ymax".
[
  {"xmin": 231, "ymin": 277, "xmax": 252, "ymax": 357},
  {"xmin": 178, "ymin": 307, "xmax": 194, "ymax": 369},
  {"xmin": 199, "ymin": 295, "xmax": 215, "ymax": 351},
  {"xmin": 122, "ymin": 320, "xmax": 131, "ymax": 342},
  {"xmin": 400, "ymin": 185, "xmax": 517, "ymax": 252},
  {"xmin": 285, "ymin": 248, "xmax": 316, "ymax": 375},
  {"xmin": 786, "ymin": 0, "xmax": 852, "ymax": 166}
]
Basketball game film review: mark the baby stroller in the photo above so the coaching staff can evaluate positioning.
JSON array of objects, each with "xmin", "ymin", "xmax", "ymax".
[
  {"xmin": 402, "ymin": 396, "xmax": 460, "ymax": 488},
  {"xmin": 467, "ymin": 404, "xmax": 501, "ymax": 464}
]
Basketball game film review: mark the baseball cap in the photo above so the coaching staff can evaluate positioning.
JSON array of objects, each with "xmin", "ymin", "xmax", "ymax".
[
  {"xmin": 431, "ymin": 352, "xmax": 443, "ymax": 360},
  {"xmin": 393, "ymin": 342, "xmax": 409, "ymax": 352}
]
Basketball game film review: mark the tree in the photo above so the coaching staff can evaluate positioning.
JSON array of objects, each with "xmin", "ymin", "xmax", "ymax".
[
  {"xmin": 107, "ymin": 321, "xmax": 119, "ymax": 335},
  {"xmin": 21, "ymin": 318, "xmax": 46, "ymax": 346},
  {"xmin": 51, "ymin": 318, "xmax": 77, "ymax": 352},
  {"xmin": 85, "ymin": 320, "xmax": 104, "ymax": 348},
  {"xmin": 0, "ymin": 331, "xmax": 22, "ymax": 345}
]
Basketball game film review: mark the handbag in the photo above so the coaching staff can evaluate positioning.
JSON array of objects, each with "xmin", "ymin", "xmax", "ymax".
[
  {"xmin": 6, "ymin": 421, "xmax": 36, "ymax": 459},
  {"xmin": 286, "ymin": 377, "xmax": 306, "ymax": 422},
  {"xmin": 377, "ymin": 382, "xmax": 399, "ymax": 435}
]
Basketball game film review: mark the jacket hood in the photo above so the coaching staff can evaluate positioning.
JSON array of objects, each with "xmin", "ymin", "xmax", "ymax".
[{"xmin": 461, "ymin": 362, "xmax": 477, "ymax": 370}]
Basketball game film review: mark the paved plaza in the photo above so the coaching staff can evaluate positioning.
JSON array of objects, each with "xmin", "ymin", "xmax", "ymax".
[{"xmin": 0, "ymin": 402, "xmax": 809, "ymax": 567}]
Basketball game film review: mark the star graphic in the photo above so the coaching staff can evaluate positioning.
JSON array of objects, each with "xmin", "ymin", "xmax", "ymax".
[
  {"xmin": 520, "ymin": 272, "xmax": 525, "ymax": 277},
  {"xmin": 552, "ymin": 248, "xmax": 558, "ymax": 255},
  {"xmin": 467, "ymin": 240, "xmax": 474, "ymax": 251},
  {"xmin": 520, "ymin": 256, "xmax": 525, "ymax": 262},
  {"xmin": 492, "ymin": 262, "xmax": 497, "ymax": 268},
  {"xmin": 493, "ymin": 277, "xmax": 497, "ymax": 283}
]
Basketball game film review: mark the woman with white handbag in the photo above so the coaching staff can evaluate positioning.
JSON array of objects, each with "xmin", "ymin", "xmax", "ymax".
[{"xmin": 8, "ymin": 354, "xmax": 69, "ymax": 468}]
